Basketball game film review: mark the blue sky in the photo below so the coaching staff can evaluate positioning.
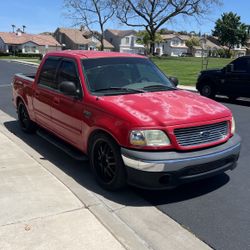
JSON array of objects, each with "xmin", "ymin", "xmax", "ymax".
[{"xmin": 0, "ymin": 0, "xmax": 249, "ymax": 34}]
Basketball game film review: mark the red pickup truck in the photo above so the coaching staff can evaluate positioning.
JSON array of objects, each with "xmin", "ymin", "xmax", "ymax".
[{"xmin": 13, "ymin": 51, "xmax": 241, "ymax": 190}]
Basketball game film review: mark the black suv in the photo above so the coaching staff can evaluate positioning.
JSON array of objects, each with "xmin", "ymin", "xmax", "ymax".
[{"xmin": 196, "ymin": 56, "xmax": 250, "ymax": 100}]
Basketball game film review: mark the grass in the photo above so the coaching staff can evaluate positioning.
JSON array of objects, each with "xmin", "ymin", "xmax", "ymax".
[
  {"xmin": 152, "ymin": 57, "xmax": 233, "ymax": 86},
  {"xmin": 0, "ymin": 56, "xmax": 40, "ymax": 64},
  {"xmin": 1, "ymin": 55, "xmax": 233, "ymax": 86}
]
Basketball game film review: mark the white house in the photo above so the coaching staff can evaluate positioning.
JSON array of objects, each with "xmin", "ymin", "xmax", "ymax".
[
  {"xmin": 104, "ymin": 29, "xmax": 145, "ymax": 54},
  {"xmin": 154, "ymin": 34, "xmax": 190, "ymax": 56}
]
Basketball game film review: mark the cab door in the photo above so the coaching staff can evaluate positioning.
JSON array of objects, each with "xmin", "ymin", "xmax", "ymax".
[
  {"xmin": 50, "ymin": 59, "xmax": 84, "ymax": 148},
  {"xmin": 224, "ymin": 57, "xmax": 250, "ymax": 97},
  {"xmin": 33, "ymin": 57, "xmax": 61, "ymax": 129}
]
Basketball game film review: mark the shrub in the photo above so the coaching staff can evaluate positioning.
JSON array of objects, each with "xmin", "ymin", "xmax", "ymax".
[
  {"xmin": 0, "ymin": 52, "xmax": 11, "ymax": 56},
  {"xmin": 16, "ymin": 53, "xmax": 43, "ymax": 58}
]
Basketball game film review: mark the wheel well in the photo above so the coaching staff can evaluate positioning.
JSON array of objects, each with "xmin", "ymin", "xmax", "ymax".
[
  {"xmin": 16, "ymin": 97, "xmax": 24, "ymax": 107},
  {"xmin": 197, "ymin": 76, "xmax": 215, "ymax": 90},
  {"xmin": 87, "ymin": 129, "xmax": 119, "ymax": 155}
]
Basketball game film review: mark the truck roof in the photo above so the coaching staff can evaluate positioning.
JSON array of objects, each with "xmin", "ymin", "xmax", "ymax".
[{"xmin": 46, "ymin": 50, "xmax": 146, "ymax": 59}]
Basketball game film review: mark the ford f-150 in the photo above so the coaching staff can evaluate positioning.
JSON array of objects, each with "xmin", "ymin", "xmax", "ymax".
[{"xmin": 12, "ymin": 51, "xmax": 241, "ymax": 190}]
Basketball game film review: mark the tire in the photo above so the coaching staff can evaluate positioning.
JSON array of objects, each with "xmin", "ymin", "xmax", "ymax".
[
  {"xmin": 17, "ymin": 101, "xmax": 36, "ymax": 133},
  {"xmin": 89, "ymin": 133, "xmax": 127, "ymax": 191},
  {"xmin": 227, "ymin": 95, "xmax": 238, "ymax": 102},
  {"xmin": 199, "ymin": 82, "xmax": 216, "ymax": 99}
]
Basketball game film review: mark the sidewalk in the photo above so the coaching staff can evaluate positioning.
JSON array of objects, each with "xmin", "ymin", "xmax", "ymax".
[{"xmin": 0, "ymin": 126, "xmax": 125, "ymax": 250}]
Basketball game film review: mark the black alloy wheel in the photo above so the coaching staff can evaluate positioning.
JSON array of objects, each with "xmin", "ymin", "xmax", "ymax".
[
  {"xmin": 199, "ymin": 83, "xmax": 216, "ymax": 99},
  {"xmin": 90, "ymin": 133, "xmax": 126, "ymax": 191},
  {"xmin": 18, "ymin": 102, "xmax": 36, "ymax": 133}
]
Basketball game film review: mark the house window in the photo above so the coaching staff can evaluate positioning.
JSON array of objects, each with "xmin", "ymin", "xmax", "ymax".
[
  {"xmin": 125, "ymin": 37, "xmax": 130, "ymax": 44},
  {"xmin": 24, "ymin": 45, "xmax": 37, "ymax": 53},
  {"xmin": 79, "ymin": 44, "xmax": 86, "ymax": 50},
  {"xmin": 172, "ymin": 39, "xmax": 179, "ymax": 46}
]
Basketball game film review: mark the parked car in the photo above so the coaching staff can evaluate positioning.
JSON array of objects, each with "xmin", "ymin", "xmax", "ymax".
[
  {"xmin": 196, "ymin": 56, "xmax": 250, "ymax": 100},
  {"xmin": 180, "ymin": 52, "xmax": 192, "ymax": 57},
  {"xmin": 12, "ymin": 51, "xmax": 241, "ymax": 190}
]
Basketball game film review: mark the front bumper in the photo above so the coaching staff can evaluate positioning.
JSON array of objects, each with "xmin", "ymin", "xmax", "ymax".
[{"xmin": 121, "ymin": 134, "xmax": 241, "ymax": 189}]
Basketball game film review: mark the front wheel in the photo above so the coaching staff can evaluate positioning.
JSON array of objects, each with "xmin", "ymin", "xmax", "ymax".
[
  {"xmin": 89, "ymin": 133, "xmax": 127, "ymax": 191},
  {"xmin": 18, "ymin": 101, "xmax": 36, "ymax": 133},
  {"xmin": 199, "ymin": 82, "xmax": 216, "ymax": 99}
]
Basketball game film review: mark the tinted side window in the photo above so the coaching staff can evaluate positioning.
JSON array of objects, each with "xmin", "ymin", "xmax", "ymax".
[
  {"xmin": 233, "ymin": 58, "xmax": 248, "ymax": 72},
  {"xmin": 57, "ymin": 60, "xmax": 79, "ymax": 85},
  {"xmin": 38, "ymin": 58, "xmax": 60, "ymax": 89}
]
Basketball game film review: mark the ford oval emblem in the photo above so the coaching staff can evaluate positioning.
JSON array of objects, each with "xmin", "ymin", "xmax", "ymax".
[{"xmin": 200, "ymin": 131, "xmax": 210, "ymax": 139}]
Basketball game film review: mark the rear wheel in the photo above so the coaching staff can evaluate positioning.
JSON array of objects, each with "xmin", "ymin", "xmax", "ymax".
[
  {"xmin": 89, "ymin": 133, "xmax": 127, "ymax": 191},
  {"xmin": 18, "ymin": 101, "xmax": 36, "ymax": 133},
  {"xmin": 199, "ymin": 82, "xmax": 216, "ymax": 99}
]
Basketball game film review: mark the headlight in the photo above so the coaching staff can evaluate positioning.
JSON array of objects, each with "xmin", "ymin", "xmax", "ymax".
[
  {"xmin": 130, "ymin": 130, "xmax": 171, "ymax": 146},
  {"xmin": 231, "ymin": 116, "xmax": 235, "ymax": 134}
]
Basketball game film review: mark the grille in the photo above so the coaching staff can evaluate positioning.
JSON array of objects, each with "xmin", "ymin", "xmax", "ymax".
[{"xmin": 174, "ymin": 121, "xmax": 229, "ymax": 147}]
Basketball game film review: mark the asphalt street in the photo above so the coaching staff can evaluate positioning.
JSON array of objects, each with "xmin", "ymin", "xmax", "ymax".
[{"xmin": 0, "ymin": 60, "xmax": 249, "ymax": 250}]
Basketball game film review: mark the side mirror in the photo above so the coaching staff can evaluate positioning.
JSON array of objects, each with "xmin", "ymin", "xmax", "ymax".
[
  {"xmin": 226, "ymin": 64, "xmax": 234, "ymax": 73},
  {"xmin": 169, "ymin": 76, "xmax": 179, "ymax": 86},
  {"xmin": 58, "ymin": 81, "xmax": 77, "ymax": 96}
]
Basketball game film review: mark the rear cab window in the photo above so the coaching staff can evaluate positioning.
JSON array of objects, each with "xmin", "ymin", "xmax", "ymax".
[
  {"xmin": 38, "ymin": 57, "xmax": 61, "ymax": 89},
  {"xmin": 38, "ymin": 56, "xmax": 82, "ymax": 97}
]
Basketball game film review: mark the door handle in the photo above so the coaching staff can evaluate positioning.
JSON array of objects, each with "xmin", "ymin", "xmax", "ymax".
[{"xmin": 53, "ymin": 97, "xmax": 60, "ymax": 105}]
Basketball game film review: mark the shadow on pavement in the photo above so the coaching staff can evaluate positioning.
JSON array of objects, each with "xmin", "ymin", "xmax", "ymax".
[
  {"xmin": 135, "ymin": 173, "xmax": 229, "ymax": 205},
  {"xmin": 4, "ymin": 120, "xmax": 229, "ymax": 206},
  {"xmin": 215, "ymin": 96, "xmax": 250, "ymax": 107}
]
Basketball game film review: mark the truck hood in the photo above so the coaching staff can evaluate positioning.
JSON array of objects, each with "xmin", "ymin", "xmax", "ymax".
[{"xmin": 99, "ymin": 90, "xmax": 231, "ymax": 127}]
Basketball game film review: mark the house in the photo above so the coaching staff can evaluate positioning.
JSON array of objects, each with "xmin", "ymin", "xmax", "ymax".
[
  {"xmin": 104, "ymin": 29, "xmax": 145, "ymax": 54},
  {"xmin": 155, "ymin": 34, "xmax": 190, "ymax": 56},
  {"xmin": 207, "ymin": 36, "xmax": 246, "ymax": 58},
  {"xmin": 190, "ymin": 37, "xmax": 222, "ymax": 57},
  {"xmin": 154, "ymin": 33, "xmax": 246, "ymax": 58},
  {"xmin": 54, "ymin": 27, "xmax": 114, "ymax": 51},
  {"xmin": 0, "ymin": 30, "xmax": 61, "ymax": 54}
]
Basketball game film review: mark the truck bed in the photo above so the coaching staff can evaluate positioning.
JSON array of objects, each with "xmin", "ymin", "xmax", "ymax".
[{"xmin": 15, "ymin": 73, "xmax": 36, "ymax": 83}]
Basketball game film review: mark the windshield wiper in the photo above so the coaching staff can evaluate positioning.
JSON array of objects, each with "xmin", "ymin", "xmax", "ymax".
[
  {"xmin": 93, "ymin": 87, "xmax": 145, "ymax": 93},
  {"xmin": 142, "ymin": 84, "xmax": 176, "ymax": 91}
]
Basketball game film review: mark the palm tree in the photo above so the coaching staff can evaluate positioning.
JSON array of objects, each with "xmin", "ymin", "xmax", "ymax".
[
  {"xmin": 11, "ymin": 24, "xmax": 15, "ymax": 33},
  {"xmin": 22, "ymin": 25, "xmax": 26, "ymax": 33}
]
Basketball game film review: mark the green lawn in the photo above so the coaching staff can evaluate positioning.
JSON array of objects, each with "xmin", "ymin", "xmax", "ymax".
[
  {"xmin": 152, "ymin": 57, "xmax": 233, "ymax": 86},
  {"xmin": 0, "ymin": 56, "xmax": 40, "ymax": 64},
  {"xmin": 1, "ymin": 55, "xmax": 233, "ymax": 86}
]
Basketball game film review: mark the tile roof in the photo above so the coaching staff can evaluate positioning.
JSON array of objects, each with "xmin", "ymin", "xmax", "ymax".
[
  {"xmin": 56, "ymin": 28, "xmax": 114, "ymax": 48},
  {"xmin": 106, "ymin": 29, "xmax": 136, "ymax": 37},
  {"xmin": 56, "ymin": 28, "xmax": 90, "ymax": 45},
  {"xmin": 0, "ymin": 32, "xmax": 61, "ymax": 46},
  {"xmin": 161, "ymin": 34, "xmax": 192, "ymax": 41}
]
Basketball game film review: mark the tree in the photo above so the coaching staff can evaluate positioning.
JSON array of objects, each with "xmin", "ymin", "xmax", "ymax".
[
  {"xmin": 116, "ymin": 0, "xmax": 221, "ymax": 54},
  {"xmin": 186, "ymin": 37, "xmax": 200, "ymax": 55},
  {"xmin": 64, "ymin": 0, "xmax": 115, "ymax": 51},
  {"xmin": 136, "ymin": 30, "xmax": 162, "ymax": 55},
  {"xmin": 11, "ymin": 24, "xmax": 15, "ymax": 33},
  {"xmin": 213, "ymin": 12, "xmax": 248, "ymax": 57}
]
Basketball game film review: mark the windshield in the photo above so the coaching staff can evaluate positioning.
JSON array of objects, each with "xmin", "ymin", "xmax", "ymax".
[{"xmin": 81, "ymin": 57, "xmax": 176, "ymax": 95}]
